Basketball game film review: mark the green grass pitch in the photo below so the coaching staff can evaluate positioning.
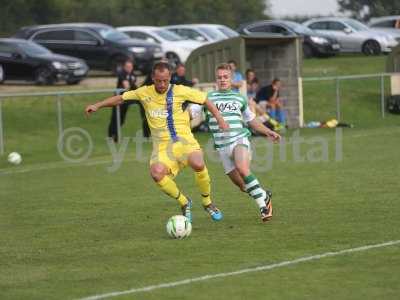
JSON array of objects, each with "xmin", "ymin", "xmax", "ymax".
[{"xmin": 0, "ymin": 55, "xmax": 399, "ymax": 299}]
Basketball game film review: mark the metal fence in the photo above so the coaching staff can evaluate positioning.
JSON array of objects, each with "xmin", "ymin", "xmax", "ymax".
[
  {"xmin": 301, "ymin": 72, "xmax": 400, "ymax": 121},
  {"xmin": 0, "ymin": 72, "xmax": 399, "ymax": 155},
  {"xmin": 0, "ymin": 88, "xmax": 124, "ymax": 155}
]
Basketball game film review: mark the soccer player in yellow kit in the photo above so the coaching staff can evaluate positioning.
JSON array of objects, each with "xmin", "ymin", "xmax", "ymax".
[{"xmin": 85, "ymin": 62, "xmax": 228, "ymax": 222}]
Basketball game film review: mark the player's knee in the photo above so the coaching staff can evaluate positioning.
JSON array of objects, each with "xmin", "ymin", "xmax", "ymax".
[
  {"xmin": 191, "ymin": 161, "xmax": 205, "ymax": 172},
  {"xmin": 150, "ymin": 164, "xmax": 167, "ymax": 182}
]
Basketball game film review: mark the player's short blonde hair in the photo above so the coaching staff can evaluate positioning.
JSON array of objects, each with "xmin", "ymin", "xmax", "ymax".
[{"xmin": 215, "ymin": 63, "xmax": 232, "ymax": 74}]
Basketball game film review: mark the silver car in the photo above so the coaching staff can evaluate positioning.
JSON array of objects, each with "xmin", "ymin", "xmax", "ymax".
[
  {"xmin": 303, "ymin": 17, "xmax": 398, "ymax": 55},
  {"xmin": 163, "ymin": 24, "xmax": 239, "ymax": 44},
  {"xmin": 368, "ymin": 16, "xmax": 400, "ymax": 42}
]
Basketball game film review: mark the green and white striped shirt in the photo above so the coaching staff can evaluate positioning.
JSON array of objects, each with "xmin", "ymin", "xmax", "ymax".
[{"xmin": 205, "ymin": 90, "xmax": 255, "ymax": 149}]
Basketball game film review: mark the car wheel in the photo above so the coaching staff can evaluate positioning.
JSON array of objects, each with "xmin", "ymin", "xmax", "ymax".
[
  {"xmin": 0, "ymin": 64, "xmax": 4, "ymax": 83},
  {"xmin": 35, "ymin": 67, "xmax": 54, "ymax": 85},
  {"xmin": 362, "ymin": 40, "xmax": 381, "ymax": 56},
  {"xmin": 166, "ymin": 52, "xmax": 180, "ymax": 68},
  {"xmin": 303, "ymin": 43, "xmax": 313, "ymax": 58},
  {"xmin": 66, "ymin": 79, "xmax": 81, "ymax": 85}
]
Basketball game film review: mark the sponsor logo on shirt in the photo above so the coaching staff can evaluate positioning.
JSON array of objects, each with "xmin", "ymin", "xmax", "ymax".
[
  {"xmin": 215, "ymin": 102, "xmax": 240, "ymax": 113},
  {"xmin": 149, "ymin": 109, "xmax": 169, "ymax": 118}
]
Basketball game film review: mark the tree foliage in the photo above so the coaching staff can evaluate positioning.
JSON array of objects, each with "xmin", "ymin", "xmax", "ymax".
[
  {"xmin": 338, "ymin": 0, "xmax": 400, "ymax": 20},
  {"xmin": 0, "ymin": 0, "xmax": 270, "ymax": 37}
]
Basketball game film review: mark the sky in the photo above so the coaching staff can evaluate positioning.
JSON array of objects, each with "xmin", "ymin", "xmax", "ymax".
[{"xmin": 269, "ymin": 0, "xmax": 340, "ymax": 17}]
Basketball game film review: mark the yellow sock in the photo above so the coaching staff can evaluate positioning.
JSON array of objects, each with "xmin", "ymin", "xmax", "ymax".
[
  {"xmin": 157, "ymin": 176, "xmax": 188, "ymax": 207},
  {"xmin": 195, "ymin": 167, "xmax": 212, "ymax": 207},
  {"xmin": 264, "ymin": 113, "xmax": 279, "ymax": 126}
]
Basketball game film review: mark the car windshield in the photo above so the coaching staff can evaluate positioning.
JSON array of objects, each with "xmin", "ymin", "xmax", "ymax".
[
  {"xmin": 344, "ymin": 19, "xmax": 369, "ymax": 31},
  {"xmin": 19, "ymin": 41, "xmax": 51, "ymax": 56},
  {"xmin": 284, "ymin": 21, "xmax": 314, "ymax": 35},
  {"xmin": 154, "ymin": 29, "xmax": 184, "ymax": 41},
  {"xmin": 95, "ymin": 27, "xmax": 130, "ymax": 41},
  {"xmin": 218, "ymin": 26, "xmax": 238, "ymax": 37},
  {"xmin": 199, "ymin": 27, "xmax": 226, "ymax": 40}
]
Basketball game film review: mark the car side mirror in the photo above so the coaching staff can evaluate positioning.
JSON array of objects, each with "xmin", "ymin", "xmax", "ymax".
[{"xmin": 344, "ymin": 27, "xmax": 352, "ymax": 34}]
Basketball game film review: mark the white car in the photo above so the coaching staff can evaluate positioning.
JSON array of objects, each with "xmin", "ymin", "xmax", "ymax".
[
  {"xmin": 117, "ymin": 26, "xmax": 202, "ymax": 66},
  {"xmin": 163, "ymin": 24, "xmax": 239, "ymax": 44},
  {"xmin": 303, "ymin": 17, "xmax": 398, "ymax": 55}
]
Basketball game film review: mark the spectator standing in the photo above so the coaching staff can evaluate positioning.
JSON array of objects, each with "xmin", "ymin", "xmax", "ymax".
[
  {"xmin": 228, "ymin": 60, "xmax": 244, "ymax": 92},
  {"xmin": 108, "ymin": 59, "xmax": 150, "ymax": 141},
  {"xmin": 171, "ymin": 63, "xmax": 198, "ymax": 87}
]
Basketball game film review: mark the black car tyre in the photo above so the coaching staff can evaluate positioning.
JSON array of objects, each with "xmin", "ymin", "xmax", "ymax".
[
  {"xmin": 0, "ymin": 64, "xmax": 4, "ymax": 83},
  {"xmin": 35, "ymin": 67, "xmax": 54, "ymax": 85},
  {"xmin": 303, "ymin": 43, "xmax": 313, "ymax": 58},
  {"xmin": 66, "ymin": 78, "xmax": 81, "ymax": 85},
  {"xmin": 362, "ymin": 40, "xmax": 381, "ymax": 56},
  {"xmin": 166, "ymin": 52, "xmax": 180, "ymax": 68}
]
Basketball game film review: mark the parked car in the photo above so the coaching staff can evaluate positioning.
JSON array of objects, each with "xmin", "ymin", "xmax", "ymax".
[
  {"xmin": 117, "ymin": 26, "xmax": 201, "ymax": 66},
  {"xmin": 164, "ymin": 24, "xmax": 239, "ymax": 43},
  {"xmin": 14, "ymin": 23, "xmax": 163, "ymax": 74},
  {"xmin": 303, "ymin": 17, "xmax": 398, "ymax": 55},
  {"xmin": 0, "ymin": 38, "xmax": 88, "ymax": 85},
  {"xmin": 237, "ymin": 20, "xmax": 341, "ymax": 58},
  {"xmin": 368, "ymin": 16, "xmax": 400, "ymax": 42}
]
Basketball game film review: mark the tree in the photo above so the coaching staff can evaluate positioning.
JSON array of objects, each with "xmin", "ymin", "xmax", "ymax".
[
  {"xmin": 0, "ymin": 0, "xmax": 271, "ymax": 37},
  {"xmin": 338, "ymin": 0, "xmax": 400, "ymax": 21}
]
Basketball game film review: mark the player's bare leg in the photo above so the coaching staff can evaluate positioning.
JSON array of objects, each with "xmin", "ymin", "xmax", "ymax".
[
  {"xmin": 150, "ymin": 162, "xmax": 192, "ymax": 222},
  {"xmin": 227, "ymin": 169, "xmax": 246, "ymax": 192},
  {"xmin": 187, "ymin": 151, "xmax": 223, "ymax": 221},
  {"xmin": 233, "ymin": 145, "xmax": 272, "ymax": 222}
]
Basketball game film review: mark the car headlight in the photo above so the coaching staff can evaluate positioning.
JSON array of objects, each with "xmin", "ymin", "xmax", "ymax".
[
  {"xmin": 129, "ymin": 47, "xmax": 147, "ymax": 53},
  {"xmin": 310, "ymin": 36, "xmax": 329, "ymax": 44},
  {"xmin": 52, "ymin": 61, "xmax": 67, "ymax": 70}
]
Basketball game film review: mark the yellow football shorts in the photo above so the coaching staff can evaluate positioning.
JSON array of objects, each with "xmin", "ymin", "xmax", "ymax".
[{"xmin": 150, "ymin": 134, "xmax": 201, "ymax": 177}]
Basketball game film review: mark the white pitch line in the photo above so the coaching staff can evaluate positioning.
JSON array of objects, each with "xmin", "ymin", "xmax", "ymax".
[{"xmin": 77, "ymin": 239, "xmax": 400, "ymax": 300}]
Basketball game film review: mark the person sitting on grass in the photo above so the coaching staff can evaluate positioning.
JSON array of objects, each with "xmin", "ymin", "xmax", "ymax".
[{"xmin": 254, "ymin": 78, "xmax": 286, "ymax": 130}]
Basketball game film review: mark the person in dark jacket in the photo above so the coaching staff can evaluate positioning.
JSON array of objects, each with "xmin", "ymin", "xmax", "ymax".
[
  {"xmin": 171, "ymin": 63, "xmax": 198, "ymax": 87},
  {"xmin": 108, "ymin": 59, "xmax": 150, "ymax": 141}
]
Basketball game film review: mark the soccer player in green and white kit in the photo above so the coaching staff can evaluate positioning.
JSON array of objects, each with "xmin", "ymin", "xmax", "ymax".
[{"xmin": 191, "ymin": 63, "xmax": 281, "ymax": 221}]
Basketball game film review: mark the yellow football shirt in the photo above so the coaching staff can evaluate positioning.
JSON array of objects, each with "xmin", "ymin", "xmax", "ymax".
[{"xmin": 122, "ymin": 84, "xmax": 206, "ymax": 141}]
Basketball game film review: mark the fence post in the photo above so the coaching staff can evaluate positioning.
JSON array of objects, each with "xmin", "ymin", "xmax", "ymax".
[
  {"xmin": 380, "ymin": 74, "xmax": 385, "ymax": 118},
  {"xmin": 116, "ymin": 104, "xmax": 121, "ymax": 142},
  {"xmin": 335, "ymin": 78, "xmax": 341, "ymax": 121},
  {"xmin": 56, "ymin": 94, "xmax": 64, "ymax": 148},
  {"xmin": 0, "ymin": 99, "xmax": 4, "ymax": 155}
]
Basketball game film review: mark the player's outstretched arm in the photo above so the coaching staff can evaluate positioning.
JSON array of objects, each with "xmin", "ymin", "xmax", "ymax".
[
  {"xmin": 248, "ymin": 118, "xmax": 281, "ymax": 143},
  {"xmin": 204, "ymin": 100, "xmax": 229, "ymax": 130},
  {"xmin": 85, "ymin": 95, "xmax": 123, "ymax": 116}
]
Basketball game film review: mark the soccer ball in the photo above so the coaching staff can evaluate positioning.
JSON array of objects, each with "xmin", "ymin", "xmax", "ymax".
[
  {"xmin": 166, "ymin": 215, "xmax": 192, "ymax": 239},
  {"xmin": 7, "ymin": 152, "xmax": 22, "ymax": 165}
]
